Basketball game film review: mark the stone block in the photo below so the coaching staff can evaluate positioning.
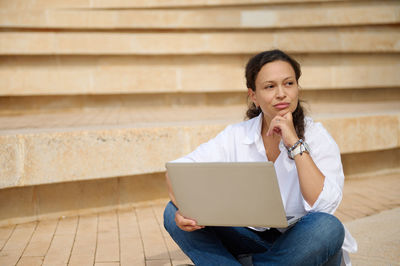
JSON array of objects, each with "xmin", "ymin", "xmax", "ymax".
[
  {"xmin": 94, "ymin": 57, "xmax": 177, "ymax": 94},
  {"xmin": 179, "ymin": 58, "xmax": 245, "ymax": 93},
  {"xmin": 35, "ymin": 178, "xmax": 119, "ymax": 217},
  {"xmin": 242, "ymin": 4, "xmax": 400, "ymax": 28},
  {"xmin": 3, "ymin": 126, "xmax": 187, "ymax": 188},
  {"xmin": 342, "ymin": 148, "xmax": 400, "ymax": 179},
  {"xmin": 321, "ymin": 115, "xmax": 399, "ymax": 154},
  {"xmin": 119, "ymin": 173, "xmax": 168, "ymax": 206},
  {"xmin": 303, "ymin": 91, "xmax": 400, "ymax": 117},
  {"xmin": 341, "ymin": 30, "xmax": 400, "ymax": 52},
  {"xmin": 398, "ymin": 113, "xmax": 400, "ymax": 148},
  {"xmin": 47, "ymin": 10, "xmax": 91, "ymax": 29},
  {"xmin": 1, "ymin": 30, "xmax": 399, "ymax": 55},
  {"xmin": 0, "ymin": 0, "xmax": 352, "ymax": 9},
  {"xmin": 276, "ymin": 31, "xmax": 341, "ymax": 52},
  {"xmin": 182, "ymin": 124, "xmax": 227, "ymax": 151},
  {"xmin": 0, "ymin": 135, "xmax": 23, "ymax": 188},
  {"xmin": 299, "ymin": 54, "xmax": 400, "ymax": 90},
  {"xmin": 0, "ymin": 172, "xmax": 170, "ymax": 226},
  {"xmin": 9, "ymin": 88, "xmax": 400, "ymax": 116},
  {"xmin": 332, "ymin": 64, "xmax": 400, "ymax": 89},
  {"xmin": 54, "ymin": 33, "xmax": 132, "ymax": 55},
  {"xmin": 0, "ymin": 33, "xmax": 55, "ymax": 54},
  {"xmin": 0, "ymin": 112, "xmax": 399, "ymax": 189},
  {"xmin": 0, "ymin": 186, "xmax": 35, "ymax": 224},
  {"xmin": 1, "ymin": 54, "xmax": 399, "ymax": 96},
  {"xmin": 30, "ymin": 0, "xmax": 90, "ymax": 9},
  {"xmin": 3, "ymin": 4, "xmax": 399, "ymax": 29},
  {"xmin": 91, "ymin": 0, "xmax": 285, "ymax": 9},
  {"xmin": 0, "ymin": 10, "xmax": 47, "ymax": 27}
]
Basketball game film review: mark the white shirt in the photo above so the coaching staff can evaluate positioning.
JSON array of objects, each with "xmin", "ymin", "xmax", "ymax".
[{"xmin": 174, "ymin": 113, "xmax": 357, "ymax": 265}]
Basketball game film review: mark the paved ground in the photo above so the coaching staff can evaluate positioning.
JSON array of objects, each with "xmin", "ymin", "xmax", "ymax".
[
  {"xmin": 347, "ymin": 208, "xmax": 400, "ymax": 266},
  {"xmin": 0, "ymin": 173, "xmax": 399, "ymax": 266}
]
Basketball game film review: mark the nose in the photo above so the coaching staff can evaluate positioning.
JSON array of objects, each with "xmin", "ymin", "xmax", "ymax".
[{"xmin": 276, "ymin": 85, "xmax": 286, "ymax": 99}]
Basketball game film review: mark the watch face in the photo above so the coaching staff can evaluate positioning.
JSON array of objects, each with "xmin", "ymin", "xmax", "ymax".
[{"xmin": 304, "ymin": 142, "xmax": 310, "ymax": 152}]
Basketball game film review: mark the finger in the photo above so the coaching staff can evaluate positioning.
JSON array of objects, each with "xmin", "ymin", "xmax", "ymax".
[
  {"xmin": 185, "ymin": 224, "xmax": 205, "ymax": 230},
  {"xmin": 181, "ymin": 225, "xmax": 204, "ymax": 232},
  {"xmin": 175, "ymin": 213, "xmax": 205, "ymax": 231},
  {"xmin": 266, "ymin": 120, "xmax": 276, "ymax": 136},
  {"xmin": 267, "ymin": 124, "xmax": 280, "ymax": 136},
  {"xmin": 275, "ymin": 115, "xmax": 286, "ymax": 122},
  {"xmin": 267, "ymin": 116, "xmax": 284, "ymax": 136},
  {"xmin": 179, "ymin": 216, "xmax": 196, "ymax": 226},
  {"xmin": 175, "ymin": 212, "xmax": 199, "ymax": 227},
  {"xmin": 283, "ymin": 111, "xmax": 293, "ymax": 121},
  {"xmin": 177, "ymin": 219, "xmax": 204, "ymax": 231}
]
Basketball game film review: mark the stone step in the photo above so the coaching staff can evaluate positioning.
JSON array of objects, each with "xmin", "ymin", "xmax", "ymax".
[
  {"xmin": 1, "ymin": 88, "xmax": 400, "ymax": 115},
  {"xmin": 0, "ymin": 106, "xmax": 399, "ymax": 189},
  {"xmin": 1, "ymin": 87, "xmax": 399, "ymax": 116},
  {"xmin": 1, "ymin": 27, "xmax": 399, "ymax": 55},
  {"xmin": 1, "ymin": 2, "xmax": 398, "ymax": 29},
  {"xmin": 0, "ymin": 0, "xmax": 362, "ymax": 9},
  {"xmin": 1, "ymin": 54, "xmax": 399, "ymax": 96},
  {"xmin": 1, "ymin": 101, "xmax": 399, "ymax": 131}
]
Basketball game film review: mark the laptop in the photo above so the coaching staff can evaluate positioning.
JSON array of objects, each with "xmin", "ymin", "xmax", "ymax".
[{"xmin": 166, "ymin": 162, "xmax": 302, "ymax": 228}]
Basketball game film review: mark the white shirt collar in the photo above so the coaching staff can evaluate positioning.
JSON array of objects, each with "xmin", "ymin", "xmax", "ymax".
[
  {"xmin": 243, "ymin": 113, "xmax": 263, "ymax": 145},
  {"xmin": 243, "ymin": 113, "xmax": 287, "ymax": 152}
]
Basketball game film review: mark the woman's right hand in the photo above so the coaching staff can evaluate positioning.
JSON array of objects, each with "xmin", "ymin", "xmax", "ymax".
[{"xmin": 175, "ymin": 210, "xmax": 205, "ymax": 232}]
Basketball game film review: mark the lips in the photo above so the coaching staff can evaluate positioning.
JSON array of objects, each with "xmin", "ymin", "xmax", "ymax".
[{"xmin": 274, "ymin": 102, "xmax": 290, "ymax": 109}]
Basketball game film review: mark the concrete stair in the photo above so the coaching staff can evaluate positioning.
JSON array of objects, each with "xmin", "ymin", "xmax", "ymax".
[
  {"xmin": 0, "ymin": 0, "xmax": 399, "ymax": 226},
  {"xmin": 1, "ymin": 29, "xmax": 399, "ymax": 55},
  {"xmin": 0, "ymin": 0, "xmax": 398, "ymax": 9},
  {"xmin": 1, "ymin": 54, "xmax": 399, "ymax": 96},
  {"xmin": 1, "ymin": 3, "xmax": 399, "ymax": 29},
  {"xmin": 1, "ymin": 106, "xmax": 400, "ymax": 189}
]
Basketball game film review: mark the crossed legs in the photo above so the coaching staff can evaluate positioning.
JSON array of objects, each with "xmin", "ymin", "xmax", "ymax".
[{"xmin": 163, "ymin": 201, "xmax": 344, "ymax": 266}]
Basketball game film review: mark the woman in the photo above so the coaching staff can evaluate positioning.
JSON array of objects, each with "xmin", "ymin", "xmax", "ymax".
[{"xmin": 163, "ymin": 49, "xmax": 357, "ymax": 265}]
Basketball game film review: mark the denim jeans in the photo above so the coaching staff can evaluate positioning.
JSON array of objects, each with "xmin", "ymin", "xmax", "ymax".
[{"xmin": 164, "ymin": 201, "xmax": 344, "ymax": 266}]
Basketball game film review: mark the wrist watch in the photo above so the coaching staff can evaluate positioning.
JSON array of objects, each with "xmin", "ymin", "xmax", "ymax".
[{"xmin": 288, "ymin": 139, "xmax": 310, "ymax": 160}]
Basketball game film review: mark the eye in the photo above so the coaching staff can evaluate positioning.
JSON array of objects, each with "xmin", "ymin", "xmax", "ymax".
[
  {"xmin": 286, "ymin": 81, "xmax": 294, "ymax": 86},
  {"xmin": 265, "ymin": 84, "xmax": 274, "ymax": 89}
]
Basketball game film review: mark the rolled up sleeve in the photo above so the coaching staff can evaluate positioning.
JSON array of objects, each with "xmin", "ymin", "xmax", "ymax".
[{"xmin": 302, "ymin": 124, "xmax": 344, "ymax": 214}]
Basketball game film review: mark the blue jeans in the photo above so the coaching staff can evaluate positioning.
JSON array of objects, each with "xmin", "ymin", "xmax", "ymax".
[{"xmin": 164, "ymin": 201, "xmax": 344, "ymax": 266}]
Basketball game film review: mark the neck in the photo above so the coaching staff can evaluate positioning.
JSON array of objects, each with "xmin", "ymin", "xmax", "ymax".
[
  {"xmin": 261, "ymin": 113, "xmax": 272, "ymax": 136},
  {"xmin": 261, "ymin": 121, "xmax": 280, "ymax": 145}
]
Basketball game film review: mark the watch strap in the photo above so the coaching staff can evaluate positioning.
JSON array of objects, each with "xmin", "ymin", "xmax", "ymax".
[{"xmin": 289, "ymin": 141, "xmax": 310, "ymax": 159}]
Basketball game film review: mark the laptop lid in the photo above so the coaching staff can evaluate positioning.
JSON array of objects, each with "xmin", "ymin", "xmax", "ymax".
[{"xmin": 166, "ymin": 162, "xmax": 290, "ymax": 228}]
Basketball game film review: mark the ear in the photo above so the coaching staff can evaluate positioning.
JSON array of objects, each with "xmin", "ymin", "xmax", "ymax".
[{"xmin": 248, "ymin": 88, "xmax": 258, "ymax": 107}]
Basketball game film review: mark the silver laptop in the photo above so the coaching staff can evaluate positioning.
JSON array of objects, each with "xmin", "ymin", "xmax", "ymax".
[{"xmin": 166, "ymin": 162, "xmax": 302, "ymax": 228}]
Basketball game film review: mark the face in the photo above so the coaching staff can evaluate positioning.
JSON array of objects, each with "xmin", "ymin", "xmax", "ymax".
[{"xmin": 248, "ymin": 60, "xmax": 299, "ymax": 124}]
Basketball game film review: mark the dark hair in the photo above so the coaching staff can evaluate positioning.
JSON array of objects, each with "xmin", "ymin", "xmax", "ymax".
[{"xmin": 245, "ymin": 49, "xmax": 305, "ymax": 140}]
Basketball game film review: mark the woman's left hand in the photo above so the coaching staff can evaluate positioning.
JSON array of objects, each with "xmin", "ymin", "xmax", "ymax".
[{"xmin": 266, "ymin": 112, "xmax": 299, "ymax": 147}]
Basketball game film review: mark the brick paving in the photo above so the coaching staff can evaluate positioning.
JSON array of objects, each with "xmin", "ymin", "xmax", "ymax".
[{"xmin": 0, "ymin": 173, "xmax": 399, "ymax": 266}]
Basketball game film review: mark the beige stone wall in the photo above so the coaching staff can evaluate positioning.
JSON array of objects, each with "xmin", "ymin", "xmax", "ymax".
[{"xmin": 0, "ymin": 0, "xmax": 399, "ymax": 224}]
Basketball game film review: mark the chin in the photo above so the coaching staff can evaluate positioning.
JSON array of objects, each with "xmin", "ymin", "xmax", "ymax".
[{"xmin": 277, "ymin": 109, "xmax": 289, "ymax": 116}]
